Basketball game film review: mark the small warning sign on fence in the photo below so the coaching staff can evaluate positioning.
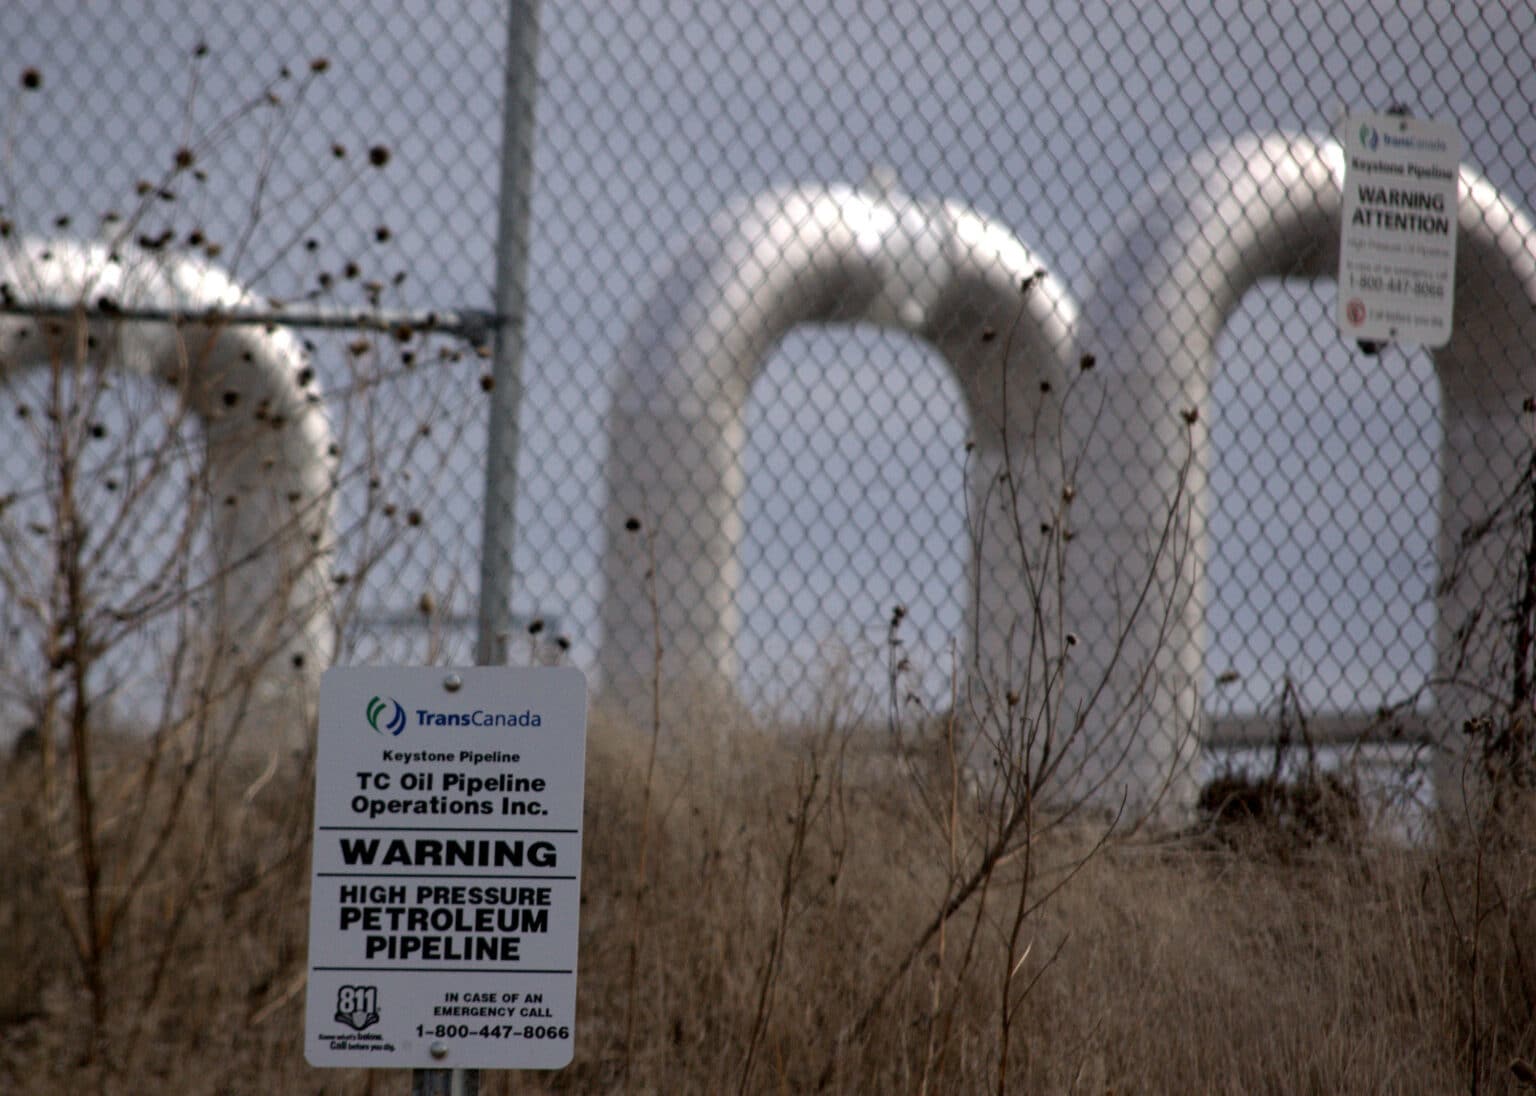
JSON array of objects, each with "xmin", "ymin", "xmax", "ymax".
[
  {"xmin": 303, "ymin": 666, "xmax": 588, "ymax": 1070},
  {"xmin": 1338, "ymin": 111, "xmax": 1461, "ymax": 348}
]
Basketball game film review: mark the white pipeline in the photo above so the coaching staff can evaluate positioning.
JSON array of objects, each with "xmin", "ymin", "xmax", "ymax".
[
  {"xmin": 1077, "ymin": 132, "xmax": 1536, "ymax": 811},
  {"xmin": 0, "ymin": 240, "xmax": 336, "ymax": 749},
  {"xmin": 601, "ymin": 183, "xmax": 1078, "ymax": 740}
]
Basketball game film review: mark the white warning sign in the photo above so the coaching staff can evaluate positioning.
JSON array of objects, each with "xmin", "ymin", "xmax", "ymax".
[
  {"xmin": 304, "ymin": 666, "xmax": 587, "ymax": 1071},
  {"xmin": 1338, "ymin": 112, "xmax": 1461, "ymax": 347}
]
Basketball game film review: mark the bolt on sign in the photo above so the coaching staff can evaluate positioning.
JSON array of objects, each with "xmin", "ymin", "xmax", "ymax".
[
  {"xmin": 1338, "ymin": 111, "xmax": 1461, "ymax": 347},
  {"xmin": 304, "ymin": 666, "xmax": 588, "ymax": 1071}
]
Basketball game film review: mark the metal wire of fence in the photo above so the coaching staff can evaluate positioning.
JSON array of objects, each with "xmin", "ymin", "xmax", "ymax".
[{"xmin": 3, "ymin": 1, "xmax": 1535, "ymax": 801}]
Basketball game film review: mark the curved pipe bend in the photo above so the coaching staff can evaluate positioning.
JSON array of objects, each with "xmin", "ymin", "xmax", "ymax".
[
  {"xmin": 0, "ymin": 240, "xmax": 337, "ymax": 749},
  {"xmin": 601, "ymin": 183, "xmax": 1078, "ymax": 714},
  {"xmin": 1077, "ymin": 132, "xmax": 1536, "ymax": 811}
]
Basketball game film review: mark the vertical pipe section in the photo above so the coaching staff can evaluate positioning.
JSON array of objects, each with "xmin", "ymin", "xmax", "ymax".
[{"xmin": 475, "ymin": 0, "xmax": 543, "ymax": 668}]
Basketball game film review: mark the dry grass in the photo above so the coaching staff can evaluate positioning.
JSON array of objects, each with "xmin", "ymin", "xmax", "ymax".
[{"xmin": 1, "ymin": 697, "xmax": 1534, "ymax": 1095}]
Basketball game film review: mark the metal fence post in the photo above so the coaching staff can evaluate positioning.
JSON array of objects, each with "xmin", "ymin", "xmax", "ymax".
[
  {"xmin": 475, "ymin": 0, "xmax": 544, "ymax": 670},
  {"xmin": 425, "ymin": 1, "xmax": 541, "ymax": 1092}
]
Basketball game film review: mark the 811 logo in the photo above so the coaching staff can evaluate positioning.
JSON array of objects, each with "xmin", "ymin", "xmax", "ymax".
[
  {"xmin": 334, "ymin": 985, "xmax": 381, "ymax": 1031},
  {"xmin": 366, "ymin": 695, "xmax": 407, "ymax": 736}
]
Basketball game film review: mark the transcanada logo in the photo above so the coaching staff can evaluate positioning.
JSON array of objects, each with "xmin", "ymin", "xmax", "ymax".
[
  {"xmin": 1384, "ymin": 132, "xmax": 1444, "ymax": 151},
  {"xmin": 366, "ymin": 695, "xmax": 408, "ymax": 736},
  {"xmin": 1359, "ymin": 123, "xmax": 1379, "ymax": 150},
  {"xmin": 413, "ymin": 708, "xmax": 543, "ymax": 728}
]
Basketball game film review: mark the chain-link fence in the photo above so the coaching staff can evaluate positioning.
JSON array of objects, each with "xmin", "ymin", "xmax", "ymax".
[
  {"xmin": 0, "ymin": 1, "xmax": 510, "ymax": 739},
  {"xmin": 3, "ymin": 1, "xmax": 1535, "ymax": 803}
]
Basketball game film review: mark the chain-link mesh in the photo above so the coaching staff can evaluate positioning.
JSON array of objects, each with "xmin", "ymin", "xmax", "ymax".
[
  {"xmin": 0, "ymin": 1, "xmax": 508, "ymax": 741},
  {"xmin": 4, "ymin": 1, "xmax": 1535, "ymax": 803}
]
